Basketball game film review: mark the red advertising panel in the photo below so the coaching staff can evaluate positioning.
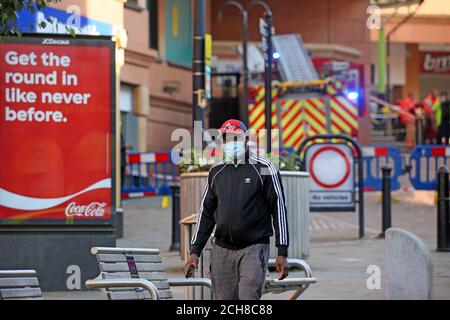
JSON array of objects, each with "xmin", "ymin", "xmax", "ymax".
[
  {"xmin": 0, "ymin": 37, "xmax": 115, "ymax": 225},
  {"xmin": 420, "ymin": 52, "xmax": 450, "ymax": 74}
]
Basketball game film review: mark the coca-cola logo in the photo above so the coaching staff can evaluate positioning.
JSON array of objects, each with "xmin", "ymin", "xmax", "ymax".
[
  {"xmin": 65, "ymin": 202, "xmax": 107, "ymax": 217},
  {"xmin": 422, "ymin": 53, "xmax": 450, "ymax": 74}
]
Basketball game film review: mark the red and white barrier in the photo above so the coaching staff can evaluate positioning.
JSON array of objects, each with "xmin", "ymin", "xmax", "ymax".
[
  {"xmin": 362, "ymin": 147, "xmax": 389, "ymax": 157},
  {"xmin": 430, "ymin": 147, "xmax": 450, "ymax": 157},
  {"xmin": 126, "ymin": 152, "xmax": 170, "ymax": 164}
]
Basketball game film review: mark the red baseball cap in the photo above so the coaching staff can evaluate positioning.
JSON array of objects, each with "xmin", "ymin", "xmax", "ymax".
[{"xmin": 219, "ymin": 119, "xmax": 248, "ymax": 134}]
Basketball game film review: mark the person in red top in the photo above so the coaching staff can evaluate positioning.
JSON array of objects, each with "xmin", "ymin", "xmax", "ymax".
[
  {"xmin": 422, "ymin": 90, "xmax": 437, "ymax": 144},
  {"xmin": 400, "ymin": 93, "xmax": 416, "ymax": 148}
]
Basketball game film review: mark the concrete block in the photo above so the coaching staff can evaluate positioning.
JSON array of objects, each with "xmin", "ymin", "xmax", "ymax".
[{"xmin": 386, "ymin": 228, "xmax": 433, "ymax": 300}]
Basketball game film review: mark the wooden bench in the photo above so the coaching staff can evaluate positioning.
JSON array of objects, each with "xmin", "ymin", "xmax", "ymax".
[
  {"xmin": 0, "ymin": 270, "xmax": 42, "ymax": 300},
  {"xmin": 85, "ymin": 247, "xmax": 212, "ymax": 300}
]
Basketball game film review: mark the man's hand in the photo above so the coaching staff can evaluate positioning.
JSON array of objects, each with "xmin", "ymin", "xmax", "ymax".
[
  {"xmin": 184, "ymin": 253, "xmax": 199, "ymax": 278},
  {"xmin": 275, "ymin": 255, "xmax": 289, "ymax": 280}
]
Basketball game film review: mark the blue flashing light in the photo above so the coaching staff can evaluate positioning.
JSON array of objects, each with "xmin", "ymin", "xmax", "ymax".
[{"xmin": 347, "ymin": 91, "xmax": 359, "ymax": 101}]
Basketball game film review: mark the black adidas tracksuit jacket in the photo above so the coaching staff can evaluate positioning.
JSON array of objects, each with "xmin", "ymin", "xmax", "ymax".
[{"xmin": 190, "ymin": 151, "xmax": 289, "ymax": 257}]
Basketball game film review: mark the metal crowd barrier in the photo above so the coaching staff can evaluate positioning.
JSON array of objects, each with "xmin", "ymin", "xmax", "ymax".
[
  {"xmin": 409, "ymin": 145, "xmax": 450, "ymax": 191},
  {"xmin": 121, "ymin": 145, "xmax": 448, "ymax": 200},
  {"xmin": 122, "ymin": 151, "xmax": 177, "ymax": 199},
  {"xmin": 362, "ymin": 146, "xmax": 403, "ymax": 191}
]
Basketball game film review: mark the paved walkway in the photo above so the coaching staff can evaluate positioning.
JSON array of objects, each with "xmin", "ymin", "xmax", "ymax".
[{"xmin": 43, "ymin": 187, "xmax": 450, "ymax": 300}]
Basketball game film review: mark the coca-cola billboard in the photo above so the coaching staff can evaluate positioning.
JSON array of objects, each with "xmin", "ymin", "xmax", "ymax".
[
  {"xmin": 420, "ymin": 52, "xmax": 450, "ymax": 74},
  {"xmin": 0, "ymin": 36, "xmax": 115, "ymax": 224}
]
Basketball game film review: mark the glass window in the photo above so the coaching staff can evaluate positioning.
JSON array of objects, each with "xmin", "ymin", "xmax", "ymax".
[{"xmin": 120, "ymin": 84, "xmax": 138, "ymax": 151}]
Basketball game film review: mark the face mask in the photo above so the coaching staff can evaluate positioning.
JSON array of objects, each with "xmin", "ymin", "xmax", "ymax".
[{"xmin": 224, "ymin": 141, "xmax": 245, "ymax": 161}]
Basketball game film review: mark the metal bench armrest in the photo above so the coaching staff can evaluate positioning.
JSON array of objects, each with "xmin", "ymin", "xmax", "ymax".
[
  {"xmin": 268, "ymin": 258, "xmax": 314, "ymax": 278},
  {"xmin": 167, "ymin": 277, "xmax": 212, "ymax": 289},
  {"xmin": 267, "ymin": 278, "xmax": 317, "ymax": 286},
  {"xmin": 266, "ymin": 258, "xmax": 316, "ymax": 300},
  {"xmin": 85, "ymin": 278, "xmax": 160, "ymax": 300}
]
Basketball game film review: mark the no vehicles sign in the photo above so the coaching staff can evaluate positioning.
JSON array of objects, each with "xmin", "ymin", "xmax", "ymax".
[{"xmin": 306, "ymin": 144, "xmax": 355, "ymax": 211}]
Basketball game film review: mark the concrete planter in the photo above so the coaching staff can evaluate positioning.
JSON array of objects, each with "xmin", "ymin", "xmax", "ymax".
[
  {"xmin": 179, "ymin": 170, "xmax": 310, "ymax": 259},
  {"xmin": 180, "ymin": 172, "xmax": 209, "ymax": 257},
  {"xmin": 274, "ymin": 171, "xmax": 310, "ymax": 259}
]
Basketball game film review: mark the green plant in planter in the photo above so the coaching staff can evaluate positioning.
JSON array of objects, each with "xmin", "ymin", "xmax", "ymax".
[
  {"xmin": 178, "ymin": 147, "xmax": 303, "ymax": 173},
  {"xmin": 282, "ymin": 152, "xmax": 303, "ymax": 171},
  {"xmin": 178, "ymin": 148, "xmax": 218, "ymax": 174},
  {"xmin": 267, "ymin": 151, "xmax": 302, "ymax": 172}
]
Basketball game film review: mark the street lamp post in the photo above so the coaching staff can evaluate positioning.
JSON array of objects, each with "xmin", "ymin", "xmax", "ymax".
[
  {"xmin": 218, "ymin": 1, "xmax": 249, "ymax": 126},
  {"xmin": 248, "ymin": 0, "xmax": 273, "ymax": 154},
  {"xmin": 193, "ymin": 0, "xmax": 206, "ymax": 129}
]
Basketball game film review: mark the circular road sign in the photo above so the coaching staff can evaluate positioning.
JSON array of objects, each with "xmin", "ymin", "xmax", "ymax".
[{"xmin": 309, "ymin": 145, "xmax": 351, "ymax": 189}]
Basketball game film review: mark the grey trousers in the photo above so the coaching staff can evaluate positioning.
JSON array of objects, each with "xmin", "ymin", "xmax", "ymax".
[{"xmin": 210, "ymin": 243, "xmax": 269, "ymax": 300}]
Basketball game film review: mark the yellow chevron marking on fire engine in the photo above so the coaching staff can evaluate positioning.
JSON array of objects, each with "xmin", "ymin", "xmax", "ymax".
[
  {"xmin": 330, "ymin": 112, "xmax": 352, "ymax": 133},
  {"xmin": 283, "ymin": 112, "xmax": 303, "ymax": 142},
  {"xmin": 330, "ymin": 100, "xmax": 358, "ymax": 128},
  {"xmin": 285, "ymin": 128, "xmax": 304, "ymax": 147},
  {"xmin": 281, "ymin": 100, "xmax": 301, "ymax": 125},
  {"xmin": 272, "ymin": 103, "xmax": 278, "ymax": 128},
  {"xmin": 248, "ymin": 89, "xmax": 265, "ymax": 126},
  {"xmin": 303, "ymin": 100, "xmax": 327, "ymax": 134},
  {"xmin": 281, "ymin": 100, "xmax": 301, "ymax": 137},
  {"xmin": 326, "ymin": 86, "xmax": 337, "ymax": 95},
  {"xmin": 335, "ymin": 96, "xmax": 358, "ymax": 117},
  {"xmin": 250, "ymin": 103, "xmax": 278, "ymax": 131},
  {"xmin": 304, "ymin": 100, "xmax": 327, "ymax": 124},
  {"xmin": 253, "ymin": 114, "xmax": 265, "ymax": 131},
  {"xmin": 249, "ymin": 103, "xmax": 264, "ymax": 123},
  {"xmin": 304, "ymin": 113, "xmax": 326, "ymax": 134},
  {"xmin": 255, "ymin": 87, "xmax": 265, "ymax": 101}
]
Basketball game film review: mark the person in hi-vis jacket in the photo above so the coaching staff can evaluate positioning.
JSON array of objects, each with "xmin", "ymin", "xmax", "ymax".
[{"xmin": 184, "ymin": 119, "xmax": 289, "ymax": 300}]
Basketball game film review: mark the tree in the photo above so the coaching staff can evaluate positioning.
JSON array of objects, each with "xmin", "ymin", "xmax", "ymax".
[{"xmin": 0, "ymin": 0, "xmax": 62, "ymax": 36}]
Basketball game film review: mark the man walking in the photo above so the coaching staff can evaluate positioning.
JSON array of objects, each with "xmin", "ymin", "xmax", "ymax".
[{"xmin": 184, "ymin": 119, "xmax": 289, "ymax": 300}]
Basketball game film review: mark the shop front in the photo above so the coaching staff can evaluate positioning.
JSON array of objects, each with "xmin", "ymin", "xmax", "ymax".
[{"xmin": 419, "ymin": 51, "xmax": 450, "ymax": 97}]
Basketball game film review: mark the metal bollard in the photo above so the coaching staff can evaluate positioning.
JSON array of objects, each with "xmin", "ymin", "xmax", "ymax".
[
  {"xmin": 380, "ymin": 165, "xmax": 392, "ymax": 238},
  {"xmin": 415, "ymin": 117, "xmax": 424, "ymax": 145},
  {"xmin": 437, "ymin": 166, "xmax": 450, "ymax": 252},
  {"xmin": 170, "ymin": 184, "xmax": 181, "ymax": 251},
  {"xmin": 115, "ymin": 207, "xmax": 124, "ymax": 239}
]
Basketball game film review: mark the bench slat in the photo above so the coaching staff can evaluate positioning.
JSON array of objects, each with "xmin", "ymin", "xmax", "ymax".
[
  {"xmin": 102, "ymin": 272, "xmax": 168, "ymax": 281},
  {"xmin": 0, "ymin": 287, "xmax": 42, "ymax": 299},
  {"xmin": 92, "ymin": 247, "xmax": 160, "ymax": 255},
  {"xmin": 0, "ymin": 277, "xmax": 39, "ymax": 288},
  {"xmin": 106, "ymin": 280, "xmax": 170, "ymax": 291},
  {"xmin": 97, "ymin": 254, "xmax": 162, "ymax": 263},
  {"xmin": 99, "ymin": 262, "xmax": 165, "ymax": 273},
  {"xmin": 159, "ymin": 290, "xmax": 173, "ymax": 299},
  {"xmin": 108, "ymin": 290, "xmax": 172, "ymax": 300},
  {"xmin": 107, "ymin": 290, "xmax": 150, "ymax": 300},
  {"xmin": 107, "ymin": 289, "xmax": 171, "ymax": 300},
  {"xmin": 0, "ymin": 270, "xmax": 37, "ymax": 278}
]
